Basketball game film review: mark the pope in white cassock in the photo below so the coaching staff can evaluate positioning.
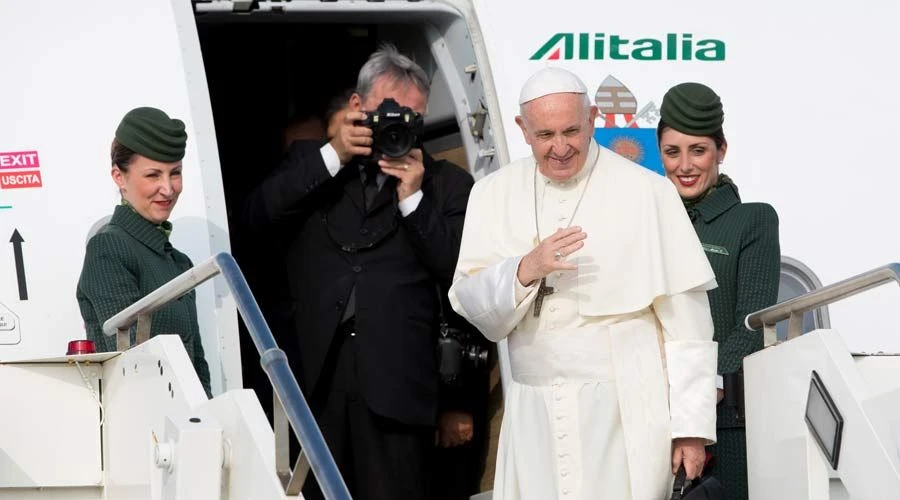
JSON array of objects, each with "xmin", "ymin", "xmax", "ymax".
[{"xmin": 448, "ymin": 67, "xmax": 720, "ymax": 500}]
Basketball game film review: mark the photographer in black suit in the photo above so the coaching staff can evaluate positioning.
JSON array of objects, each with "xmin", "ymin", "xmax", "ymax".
[{"xmin": 242, "ymin": 44, "xmax": 475, "ymax": 500}]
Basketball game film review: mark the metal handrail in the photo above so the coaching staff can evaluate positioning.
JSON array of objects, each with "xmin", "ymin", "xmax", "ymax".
[
  {"xmin": 103, "ymin": 252, "xmax": 352, "ymax": 500},
  {"xmin": 745, "ymin": 263, "xmax": 900, "ymax": 346}
]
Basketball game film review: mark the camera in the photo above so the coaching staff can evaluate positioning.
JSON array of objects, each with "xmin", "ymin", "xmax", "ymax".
[
  {"xmin": 436, "ymin": 323, "xmax": 490, "ymax": 387},
  {"xmin": 357, "ymin": 98, "xmax": 424, "ymax": 159}
]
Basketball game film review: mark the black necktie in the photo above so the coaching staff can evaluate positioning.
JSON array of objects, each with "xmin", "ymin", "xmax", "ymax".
[
  {"xmin": 363, "ymin": 165, "xmax": 380, "ymax": 210},
  {"xmin": 342, "ymin": 165, "xmax": 380, "ymax": 324}
]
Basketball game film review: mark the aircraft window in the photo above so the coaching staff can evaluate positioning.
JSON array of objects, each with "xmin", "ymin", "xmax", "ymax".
[{"xmin": 775, "ymin": 255, "xmax": 831, "ymax": 341}]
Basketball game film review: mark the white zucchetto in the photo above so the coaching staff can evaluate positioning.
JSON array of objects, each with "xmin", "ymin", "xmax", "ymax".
[{"xmin": 518, "ymin": 67, "xmax": 588, "ymax": 105}]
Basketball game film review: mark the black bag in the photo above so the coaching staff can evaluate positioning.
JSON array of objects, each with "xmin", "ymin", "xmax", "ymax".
[{"xmin": 670, "ymin": 465, "xmax": 727, "ymax": 500}]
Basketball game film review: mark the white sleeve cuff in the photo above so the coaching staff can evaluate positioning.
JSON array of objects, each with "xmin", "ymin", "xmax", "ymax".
[
  {"xmin": 449, "ymin": 256, "xmax": 537, "ymax": 342},
  {"xmin": 514, "ymin": 270, "xmax": 537, "ymax": 305},
  {"xmin": 666, "ymin": 340, "xmax": 718, "ymax": 444},
  {"xmin": 398, "ymin": 190, "xmax": 423, "ymax": 217},
  {"xmin": 716, "ymin": 374, "xmax": 724, "ymax": 390},
  {"xmin": 320, "ymin": 143, "xmax": 342, "ymax": 177}
]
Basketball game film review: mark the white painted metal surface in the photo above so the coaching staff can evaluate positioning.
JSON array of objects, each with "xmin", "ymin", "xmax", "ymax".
[
  {"xmin": 199, "ymin": 392, "xmax": 290, "ymax": 499},
  {"xmin": 0, "ymin": 335, "xmax": 295, "ymax": 499},
  {"xmin": 0, "ymin": 361, "xmax": 103, "ymax": 488},
  {"xmin": 101, "ymin": 336, "xmax": 209, "ymax": 498},
  {"xmin": 156, "ymin": 413, "xmax": 224, "ymax": 499},
  {"xmin": 0, "ymin": 490, "xmax": 101, "ymax": 500},
  {"xmin": 744, "ymin": 329, "xmax": 900, "ymax": 500}
]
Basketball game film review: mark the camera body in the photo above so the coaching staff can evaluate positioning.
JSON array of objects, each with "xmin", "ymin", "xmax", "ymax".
[
  {"xmin": 436, "ymin": 323, "xmax": 490, "ymax": 387},
  {"xmin": 357, "ymin": 98, "xmax": 424, "ymax": 159}
]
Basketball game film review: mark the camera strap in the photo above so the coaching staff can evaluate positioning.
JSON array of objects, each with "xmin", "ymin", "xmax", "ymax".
[
  {"xmin": 426, "ymin": 155, "xmax": 453, "ymax": 338},
  {"xmin": 436, "ymin": 284, "xmax": 450, "ymax": 338}
]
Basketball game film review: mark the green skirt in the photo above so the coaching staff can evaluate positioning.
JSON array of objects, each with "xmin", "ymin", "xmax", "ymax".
[{"xmin": 706, "ymin": 427, "xmax": 749, "ymax": 500}]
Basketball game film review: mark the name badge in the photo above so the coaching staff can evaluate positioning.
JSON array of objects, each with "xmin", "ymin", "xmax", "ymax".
[{"xmin": 702, "ymin": 243, "xmax": 729, "ymax": 256}]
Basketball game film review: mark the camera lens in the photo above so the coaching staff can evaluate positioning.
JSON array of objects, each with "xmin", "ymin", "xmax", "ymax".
[{"xmin": 375, "ymin": 122, "xmax": 415, "ymax": 158}]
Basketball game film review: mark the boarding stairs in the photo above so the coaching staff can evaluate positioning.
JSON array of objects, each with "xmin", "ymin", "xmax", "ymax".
[{"xmin": 0, "ymin": 253, "xmax": 349, "ymax": 499}]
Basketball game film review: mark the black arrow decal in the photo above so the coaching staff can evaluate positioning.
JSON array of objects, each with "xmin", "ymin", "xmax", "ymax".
[{"xmin": 10, "ymin": 229, "xmax": 27, "ymax": 300}]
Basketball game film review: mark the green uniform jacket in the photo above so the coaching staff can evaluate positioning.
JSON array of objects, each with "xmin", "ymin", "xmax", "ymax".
[
  {"xmin": 76, "ymin": 205, "xmax": 211, "ymax": 394},
  {"xmin": 688, "ymin": 178, "xmax": 780, "ymax": 500},
  {"xmin": 687, "ymin": 178, "xmax": 780, "ymax": 427}
]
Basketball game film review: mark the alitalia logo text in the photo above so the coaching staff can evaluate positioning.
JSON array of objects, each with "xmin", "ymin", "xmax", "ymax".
[{"xmin": 531, "ymin": 33, "xmax": 725, "ymax": 61}]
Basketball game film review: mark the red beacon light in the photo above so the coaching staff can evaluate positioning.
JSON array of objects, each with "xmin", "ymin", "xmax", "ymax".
[{"xmin": 66, "ymin": 339, "xmax": 96, "ymax": 356}]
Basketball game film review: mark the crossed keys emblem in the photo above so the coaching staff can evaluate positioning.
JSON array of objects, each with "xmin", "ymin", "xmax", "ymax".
[{"xmin": 594, "ymin": 75, "xmax": 660, "ymax": 129}]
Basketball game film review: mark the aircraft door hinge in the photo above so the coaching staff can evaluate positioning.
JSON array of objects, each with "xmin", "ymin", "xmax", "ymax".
[{"xmin": 468, "ymin": 104, "xmax": 488, "ymax": 140}]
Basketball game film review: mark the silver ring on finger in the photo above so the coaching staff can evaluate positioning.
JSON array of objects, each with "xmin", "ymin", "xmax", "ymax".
[{"xmin": 554, "ymin": 251, "xmax": 563, "ymax": 261}]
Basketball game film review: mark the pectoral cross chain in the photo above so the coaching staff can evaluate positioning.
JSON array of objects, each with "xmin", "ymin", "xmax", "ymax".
[{"xmin": 533, "ymin": 277, "xmax": 555, "ymax": 317}]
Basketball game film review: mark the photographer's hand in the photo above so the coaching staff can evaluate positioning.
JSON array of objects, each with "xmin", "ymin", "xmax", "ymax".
[
  {"xmin": 380, "ymin": 148, "xmax": 424, "ymax": 202},
  {"xmin": 436, "ymin": 411, "xmax": 474, "ymax": 448},
  {"xmin": 330, "ymin": 111, "xmax": 373, "ymax": 165}
]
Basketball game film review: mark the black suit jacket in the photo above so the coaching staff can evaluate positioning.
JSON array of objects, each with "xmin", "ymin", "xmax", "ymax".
[{"xmin": 242, "ymin": 140, "xmax": 474, "ymax": 426}]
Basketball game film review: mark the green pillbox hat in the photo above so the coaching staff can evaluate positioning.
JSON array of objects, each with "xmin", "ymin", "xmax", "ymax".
[
  {"xmin": 115, "ymin": 107, "xmax": 187, "ymax": 162},
  {"xmin": 660, "ymin": 82, "xmax": 724, "ymax": 136}
]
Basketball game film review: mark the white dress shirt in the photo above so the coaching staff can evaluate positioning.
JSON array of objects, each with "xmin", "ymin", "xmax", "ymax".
[{"xmin": 320, "ymin": 143, "xmax": 423, "ymax": 216}]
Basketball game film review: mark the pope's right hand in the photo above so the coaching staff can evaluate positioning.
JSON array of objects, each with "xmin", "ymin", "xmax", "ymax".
[
  {"xmin": 517, "ymin": 226, "xmax": 587, "ymax": 286},
  {"xmin": 330, "ymin": 111, "xmax": 373, "ymax": 165}
]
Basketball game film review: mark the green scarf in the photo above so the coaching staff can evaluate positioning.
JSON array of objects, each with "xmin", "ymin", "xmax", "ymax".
[
  {"xmin": 121, "ymin": 199, "xmax": 173, "ymax": 237},
  {"xmin": 682, "ymin": 173, "xmax": 736, "ymax": 209}
]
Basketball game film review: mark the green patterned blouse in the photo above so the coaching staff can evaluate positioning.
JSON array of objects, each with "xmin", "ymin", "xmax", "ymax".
[
  {"xmin": 76, "ymin": 204, "xmax": 211, "ymax": 395},
  {"xmin": 686, "ymin": 176, "xmax": 780, "ymax": 427}
]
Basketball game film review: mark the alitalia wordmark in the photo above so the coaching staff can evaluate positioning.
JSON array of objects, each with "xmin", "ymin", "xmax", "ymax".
[{"xmin": 531, "ymin": 33, "xmax": 725, "ymax": 61}]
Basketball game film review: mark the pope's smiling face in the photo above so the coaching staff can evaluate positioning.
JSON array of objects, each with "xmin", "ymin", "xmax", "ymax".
[{"xmin": 516, "ymin": 92, "xmax": 598, "ymax": 183}]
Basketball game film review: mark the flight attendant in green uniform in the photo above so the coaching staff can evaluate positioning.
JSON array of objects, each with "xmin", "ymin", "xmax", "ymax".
[
  {"xmin": 76, "ymin": 106, "xmax": 211, "ymax": 396},
  {"xmin": 657, "ymin": 83, "xmax": 781, "ymax": 500}
]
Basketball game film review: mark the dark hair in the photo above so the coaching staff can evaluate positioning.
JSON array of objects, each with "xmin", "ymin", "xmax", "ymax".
[
  {"xmin": 110, "ymin": 138, "xmax": 137, "ymax": 171},
  {"xmin": 656, "ymin": 120, "xmax": 727, "ymax": 150},
  {"xmin": 281, "ymin": 108, "xmax": 327, "ymax": 150},
  {"xmin": 283, "ymin": 108, "xmax": 325, "ymax": 131},
  {"xmin": 325, "ymin": 87, "xmax": 355, "ymax": 124}
]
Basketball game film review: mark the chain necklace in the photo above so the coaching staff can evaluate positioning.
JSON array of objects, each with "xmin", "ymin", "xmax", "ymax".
[{"xmin": 532, "ymin": 145, "xmax": 600, "ymax": 243}]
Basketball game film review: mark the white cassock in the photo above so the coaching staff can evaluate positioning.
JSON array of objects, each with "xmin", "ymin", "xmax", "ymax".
[{"xmin": 449, "ymin": 140, "xmax": 719, "ymax": 500}]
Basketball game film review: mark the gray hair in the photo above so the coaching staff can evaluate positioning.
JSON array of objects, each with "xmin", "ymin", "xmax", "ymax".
[
  {"xmin": 519, "ymin": 92, "xmax": 592, "ymax": 119},
  {"xmin": 356, "ymin": 43, "xmax": 430, "ymax": 101}
]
